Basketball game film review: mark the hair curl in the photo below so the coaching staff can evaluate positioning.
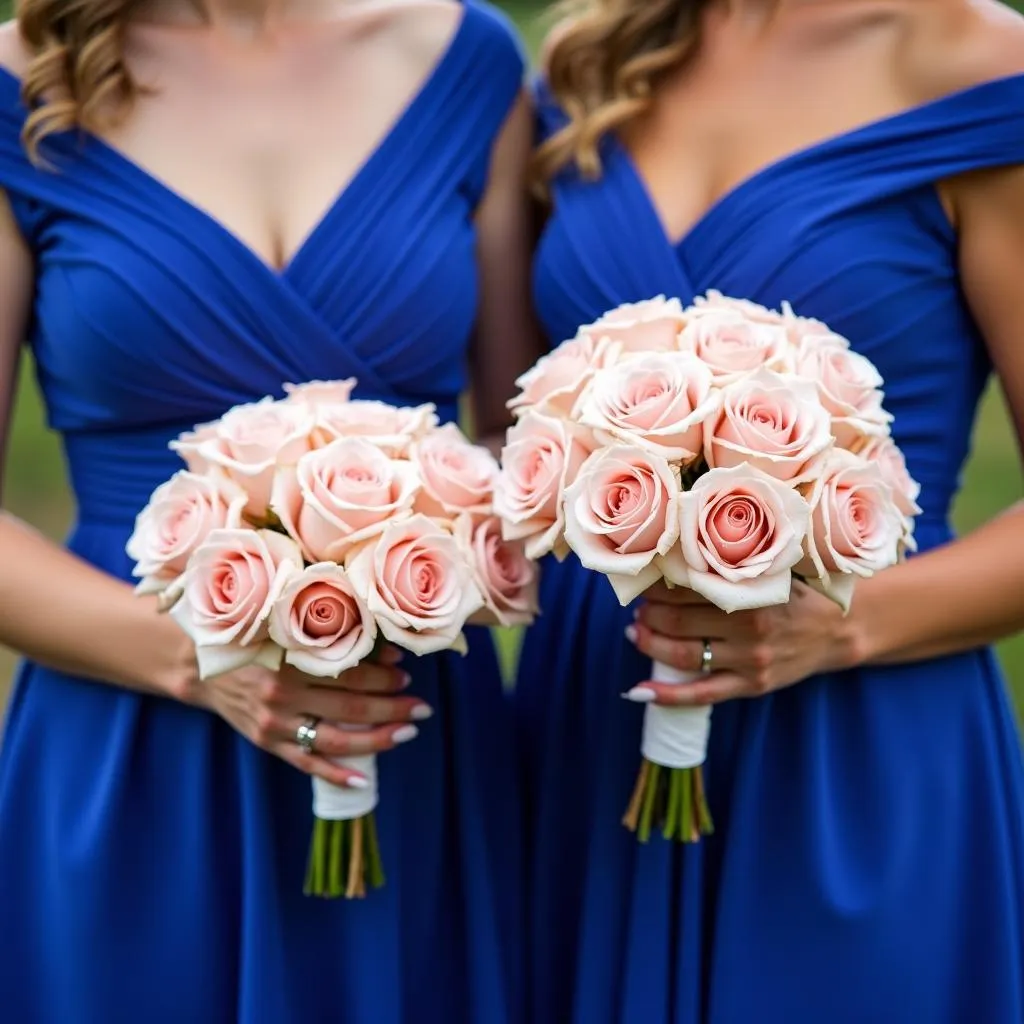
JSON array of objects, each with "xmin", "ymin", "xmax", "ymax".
[
  {"xmin": 533, "ymin": 0, "xmax": 710, "ymax": 190},
  {"xmin": 16, "ymin": 0, "xmax": 142, "ymax": 164}
]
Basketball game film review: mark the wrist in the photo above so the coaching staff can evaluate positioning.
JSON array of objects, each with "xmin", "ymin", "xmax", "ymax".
[
  {"xmin": 834, "ymin": 590, "xmax": 876, "ymax": 671},
  {"xmin": 141, "ymin": 601, "xmax": 202, "ymax": 704}
]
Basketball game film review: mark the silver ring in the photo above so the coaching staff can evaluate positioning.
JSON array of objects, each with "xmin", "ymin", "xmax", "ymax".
[
  {"xmin": 295, "ymin": 716, "xmax": 320, "ymax": 755},
  {"xmin": 700, "ymin": 639, "xmax": 714, "ymax": 675}
]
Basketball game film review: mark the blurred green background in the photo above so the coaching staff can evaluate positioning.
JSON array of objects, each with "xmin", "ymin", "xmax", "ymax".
[{"xmin": 0, "ymin": 0, "xmax": 1022, "ymax": 722}]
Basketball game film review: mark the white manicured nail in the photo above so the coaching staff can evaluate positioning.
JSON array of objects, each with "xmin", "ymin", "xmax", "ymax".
[
  {"xmin": 392, "ymin": 725, "xmax": 419, "ymax": 744},
  {"xmin": 346, "ymin": 776, "xmax": 370, "ymax": 790},
  {"xmin": 410, "ymin": 704, "xmax": 434, "ymax": 721},
  {"xmin": 623, "ymin": 687, "xmax": 657, "ymax": 703},
  {"xmin": 624, "ymin": 625, "xmax": 639, "ymax": 644}
]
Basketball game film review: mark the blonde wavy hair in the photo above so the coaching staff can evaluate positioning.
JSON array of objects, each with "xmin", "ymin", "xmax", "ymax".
[
  {"xmin": 533, "ymin": 0, "xmax": 709, "ymax": 190},
  {"xmin": 16, "ymin": 0, "xmax": 143, "ymax": 164}
]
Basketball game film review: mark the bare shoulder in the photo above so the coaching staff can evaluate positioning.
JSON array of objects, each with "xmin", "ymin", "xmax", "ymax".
[
  {"xmin": 893, "ymin": 0, "xmax": 1024, "ymax": 103},
  {"xmin": 0, "ymin": 20, "xmax": 33, "ymax": 80},
  {"xmin": 345, "ymin": 1, "xmax": 520, "ymax": 79},
  {"xmin": 371, "ymin": 1, "xmax": 466, "ymax": 68}
]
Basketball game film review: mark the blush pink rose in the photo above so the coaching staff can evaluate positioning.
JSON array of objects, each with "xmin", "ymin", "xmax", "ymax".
[
  {"xmin": 409, "ymin": 423, "xmax": 499, "ymax": 519},
  {"xmin": 577, "ymin": 296, "xmax": 687, "ymax": 354},
  {"xmin": 268, "ymin": 563, "xmax": 378, "ymax": 678},
  {"xmin": 704, "ymin": 368, "xmax": 833, "ymax": 482},
  {"xmin": 678, "ymin": 310, "xmax": 793, "ymax": 384},
  {"xmin": 660, "ymin": 464, "xmax": 810, "ymax": 611},
  {"xmin": 128, "ymin": 471, "xmax": 248, "ymax": 600},
  {"xmin": 508, "ymin": 333, "xmax": 621, "ymax": 419},
  {"xmin": 171, "ymin": 398, "xmax": 315, "ymax": 516},
  {"xmin": 798, "ymin": 449, "xmax": 905, "ymax": 611},
  {"xmin": 856, "ymin": 435, "xmax": 922, "ymax": 548},
  {"xmin": 794, "ymin": 343, "xmax": 892, "ymax": 449},
  {"xmin": 455, "ymin": 515, "xmax": 539, "ymax": 628},
  {"xmin": 493, "ymin": 411, "xmax": 592, "ymax": 560},
  {"xmin": 577, "ymin": 351, "xmax": 720, "ymax": 465},
  {"xmin": 689, "ymin": 290, "xmax": 786, "ymax": 326},
  {"xmin": 563, "ymin": 445, "xmax": 681, "ymax": 605},
  {"xmin": 170, "ymin": 527, "xmax": 302, "ymax": 679},
  {"xmin": 282, "ymin": 379, "xmax": 357, "ymax": 408},
  {"xmin": 271, "ymin": 437, "xmax": 420, "ymax": 562},
  {"xmin": 782, "ymin": 311, "xmax": 851, "ymax": 356},
  {"xmin": 345, "ymin": 514, "xmax": 483, "ymax": 656},
  {"xmin": 307, "ymin": 400, "xmax": 439, "ymax": 455}
]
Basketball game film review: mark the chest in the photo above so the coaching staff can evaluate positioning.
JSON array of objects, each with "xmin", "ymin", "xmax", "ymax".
[
  {"xmin": 620, "ymin": 26, "xmax": 909, "ymax": 243},
  {"xmin": 96, "ymin": 37, "xmax": 440, "ymax": 271}
]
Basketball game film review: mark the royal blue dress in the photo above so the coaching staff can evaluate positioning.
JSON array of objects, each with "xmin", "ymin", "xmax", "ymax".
[
  {"xmin": 0, "ymin": 6, "xmax": 526, "ymax": 1023},
  {"xmin": 518, "ymin": 75, "xmax": 1024, "ymax": 1024}
]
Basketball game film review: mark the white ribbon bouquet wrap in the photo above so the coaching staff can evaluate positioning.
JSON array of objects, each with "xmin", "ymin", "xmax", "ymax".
[
  {"xmin": 643, "ymin": 664, "xmax": 713, "ymax": 767},
  {"xmin": 496, "ymin": 293, "xmax": 920, "ymax": 845}
]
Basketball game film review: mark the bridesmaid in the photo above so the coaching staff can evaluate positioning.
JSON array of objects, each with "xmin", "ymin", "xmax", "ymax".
[
  {"xmin": 0, "ymin": 1, "xmax": 539, "ymax": 1022},
  {"xmin": 519, "ymin": 0, "xmax": 1024, "ymax": 1021}
]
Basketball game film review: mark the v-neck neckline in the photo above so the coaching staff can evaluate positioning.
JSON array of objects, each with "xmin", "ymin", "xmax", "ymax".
[
  {"xmin": 0, "ymin": 3, "xmax": 472, "ymax": 280},
  {"xmin": 614, "ymin": 72, "xmax": 1024, "ymax": 256}
]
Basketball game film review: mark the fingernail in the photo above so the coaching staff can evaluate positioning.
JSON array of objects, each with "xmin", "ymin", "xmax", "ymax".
[
  {"xmin": 623, "ymin": 687, "xmax": 657, "ymax": 703},
  {"xmin": 410, "ymin": 704, "xmax": 434, "ymax": 721},
  {"xmin": 392, "ymin": 724, "xmax": 419, "ymax": 744},
  {"xmin": 346, "ymin": 776, "xmax": 370, "ymax": 790},
  {"xmin": 632, "ymin": 607, "xmax": 641, "ymax": 621},
  {"xmin": 624, "ymin": 624, "xmax": 639, "ymax": 645},
  {"xmin": 398, "ymin": 672, "xmax": 413, "ymax": 690}
]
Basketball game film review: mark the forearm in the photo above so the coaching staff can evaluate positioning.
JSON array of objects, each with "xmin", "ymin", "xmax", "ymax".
[
  {"xmin": 849, "ymin": 502, "xmax": 1024, "ymax": 666},
  {"xmin": 0, "ymin": 512, "xmax": 197, "ymax": 699}
]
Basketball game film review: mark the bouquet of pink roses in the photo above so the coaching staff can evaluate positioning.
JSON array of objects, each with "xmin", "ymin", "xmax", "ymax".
[
  {"xmin": 496, "ymin": 293, "xmax": 920, "ymax": 845},
  {"xmin": 127, "ymin": 379, "xmax": 538, "ymax": 897}
]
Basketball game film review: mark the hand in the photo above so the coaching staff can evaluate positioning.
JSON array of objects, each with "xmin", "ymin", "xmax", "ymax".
[
  {"xmin": 627, "ymin": 581, "xmax": 860, "ymax": 706},
  {"xmin": 195, "ymin": 645, "xmax": 430, "ymax": 788}
]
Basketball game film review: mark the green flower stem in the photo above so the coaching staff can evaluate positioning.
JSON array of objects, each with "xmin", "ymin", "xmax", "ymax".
[
  {"xmin": 303, "ymin": 814, "xmax": 388, "ymax": 900},
  {"xmin": 623, "ymin": 760, "xmax": 715, "ymax": 845},
  {"xmin": 637, "ymin": 762, "xmax": 662, "ymax": 843},
  {"xmin": 662, "ymin": 765, "xmax": 681, "ymax": 840}
]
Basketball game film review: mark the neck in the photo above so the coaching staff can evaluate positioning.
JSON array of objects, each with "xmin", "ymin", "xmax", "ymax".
[
  {"xmin": 145, "ymin": 0, "xmax": 357, "ymax": 35},
  {"xmin": 704, "ymin": 0, "xmax": 814, "ymax": 33}
]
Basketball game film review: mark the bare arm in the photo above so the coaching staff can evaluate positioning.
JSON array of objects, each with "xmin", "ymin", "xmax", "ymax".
[
  {"xmin": 0, "ymin": 194, "xmax": 196, "ymax": 699},
  {"xmin": 847, "ymin": 162, "xmax": 1024, "ymax": 666},
  {"xmin": 469, "ymin": 90, "xmax": 547, "ymax": 449}
]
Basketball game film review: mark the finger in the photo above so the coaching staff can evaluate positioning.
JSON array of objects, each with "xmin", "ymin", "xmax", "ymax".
[
  {"xmin": 279, "ymin": 720, "xmax": 421, "ymax": 764},
  {"xmin": 293, "ymin": 689, "xmax": 433, "ymax": 727},
  {"xmin": 278, "ymin": 747, "xmax": 374, "ymax": 789},
  {"xmin": 635, "ymin": 602, "xmax": 730, "ymax": 641},
  {"xmin": 625, "ymin": 622, "xmax": 740, "ymax": 673},
  {"xmin": 311, "ymin": 720, "xmax": 422, "ymax": 757},
  {"xmin": 376, "ymin": 644, "xmax": 405, "ymax": 667},
  {"xmin": 642, "ymin": 581, "xmax": 712, "ymax": 606},
  {"xmin": 624, "ymin": 672, "xmax": 756, "ymax": 707},
  {"xmin": 284, "ymin": 661, "xmax": 410, "ymax": 695}
]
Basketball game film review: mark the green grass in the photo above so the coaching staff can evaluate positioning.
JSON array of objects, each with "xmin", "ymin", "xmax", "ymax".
[{"xmin": 1, "ymin": 1, "xmax": 1022, "ymax": 723}]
